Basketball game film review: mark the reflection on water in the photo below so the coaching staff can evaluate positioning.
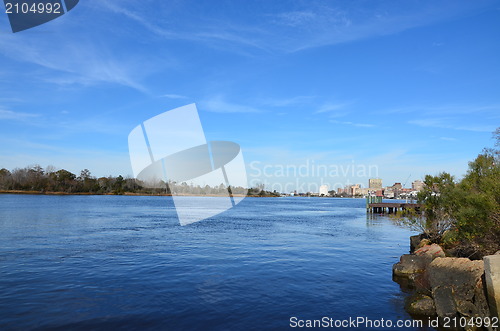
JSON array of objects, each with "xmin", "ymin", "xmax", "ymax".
[
  {"xmin": 0, "ymin": 195, "xmax": 427, "ymax": 330},
  {"xmin": 366, "ymin": 213, "xmax": 388, "ymax": 226}
]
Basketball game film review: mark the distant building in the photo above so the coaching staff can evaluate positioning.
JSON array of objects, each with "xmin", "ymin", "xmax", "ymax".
[
  {"xmin": 337, "ymin": 188, "xmax": 344, "ymax": 195},
  {"xmin": 350, "ymin": 184, "xmax": 361, "ymax": 196},
  {"xmin": 369, "ymin": 178, "xmax": 383, "ymax": 190},
  {"xmin": 344, "ymin": 185, "xmax": 351, "ymax": 195},
  {"xmin": 392, "ymin": 182, "xmax": 403, "ymax": 190},
  {"xmin": 389, "ymin": 182, "xmax": 401, "ymax": 198},
  {"xmin": 319, "ymin": 185, "xmax": 329, "ymax": 196},
  {"xmin": 412, "ymin": 180, "xmax": 425, "ymax": 191},
  {"xmin": 384, "ymin": 187, "xmax": 395, "ymax": 199},
  {"xmin": 399, "ymin": 188, "xmax": 414, "ymax": 199},
  {"xmin": 358, "ymin": 187, "xmax": 371, "ymax": 196}
]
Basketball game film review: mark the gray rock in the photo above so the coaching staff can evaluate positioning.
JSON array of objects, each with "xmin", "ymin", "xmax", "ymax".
[
  {"xmin": 484, "ymin": 255, "xmax": 500, "ymax": 318},
  {"xmin": 393, "ymin": 254, "xmax": 429, "ymax": 277},
  {"xmin": 455, "ymin": 299, "xmax": 477, "ymax": 317},
  {"xmin": 428, "ymin": 258, "xmax": 484, "ymax": 295},
  {"xmin": 405, "ymin": 293, "xmax": 436, "ymax": 316},
  {"xmin": 393, "ymin": 245, "xmax": 445, "ymax": 279},
  {"xmin": 428, "ymin": 257, "xmax": 489, "ymax": 319},
  {"xmin": 432, "ymin": 286, "xmax": 456, "ymax": 317}
]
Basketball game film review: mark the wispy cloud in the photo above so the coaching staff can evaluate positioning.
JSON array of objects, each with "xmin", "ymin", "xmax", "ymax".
[
  {"xmin": 91, "ymin": 0, "xmax": 491, "ymax": 54},
  {"xmin": 95, "ymin": 0, "xmax": 179, "ymax": 40},
  {"xmin": 94, "ymin": 0, "xmax": 267, "ymax": 54},
  {"xmin": 380, "ymin": 103, "xmax": 500, "ymax": 116},
  {"xmin": 0, "ymin": 109, "xmax": 40, "ymax": 121},
  {"xmin": 314, "ymin": 102, "xmax": 351, "ymax": 114},
  {"xmin": 273, "ymin": 10, "xmax": 331, "ymax": 28},
  {"xmin": 260, "ymin": 95, "xmax": 316, "ymax": 107},
  {"xmin": 0, "ymin": 26, "xmax": 147, "ymax": 91},
  {"xmin": 330, "ymin": 120, "xmax": 374, "ymax": 128},
  {"xmin": 266, "ymin": 1, "xmax": 490, "ymax": 52},
  {"xmin": 161, "ymin": 94, "xmax": 188, "ymax": 99},
  {"xmin": 409, "ymin": 118, "xmax": 496, "ymax": 132},
  {"xmin": 201, "ymin": 96, "xmax": 262, "ymax": 113},
  {"xmin": 440, "ymin": 137, "xmax": 457, "ymax": 141},
  {"xmin": 378, "ymin": 103, "xmax": 499, "ymax": 133},
  {"xmin": 0, "ymin": 107, "xmax": 125, "ymax": 137}
]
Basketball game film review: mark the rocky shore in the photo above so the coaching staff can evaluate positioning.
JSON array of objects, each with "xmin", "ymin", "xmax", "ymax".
[{"xmin": 393, "ymin": 234, "xmax": 500, "ymax": 330}]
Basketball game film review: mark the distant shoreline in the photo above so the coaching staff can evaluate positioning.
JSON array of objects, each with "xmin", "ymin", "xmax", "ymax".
[
  {"xmin": 0, "ymin": 190, "xmax": 374, "ymax": 198},
  {"xmin": 0, "ymin": 190, "xmax": 251, "ymax": 198}
]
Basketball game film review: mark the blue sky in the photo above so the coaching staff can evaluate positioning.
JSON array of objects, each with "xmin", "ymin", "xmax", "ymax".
[{"xmin": 0, "ymin": 0, "xmax": 499, "ymax": 191}]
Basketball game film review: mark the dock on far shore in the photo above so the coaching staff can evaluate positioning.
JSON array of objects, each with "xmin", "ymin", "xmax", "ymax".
[{"xmin": 366, "ymin": 196, "xmax": 422, "ymax": 214}]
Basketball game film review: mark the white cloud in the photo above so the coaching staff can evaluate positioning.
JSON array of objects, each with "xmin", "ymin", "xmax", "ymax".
[
  {"xmin": 91, "ymin": 0, "xmax": 492, "ymax": 54},
  {"xmin": 0, "ymin": 26, "xmax": 147, "ymax": 91},
  {"xmin": 330, "ymin": 119, "xmax": 374, "ymax": 128},
  {"xmin": 266, "ymin": 1, "xmax": 490, "ymax": 52},
  {"xmin": 377, "ymin": 103, "xmax": 499, "ymax": 133},
  {"xmin": 0, "ymin": 109, "xmax": 40, "ymax": 121},
  {"xmin": 260, "ymin": 95, "xmax": 316, "ymax": 107},
  {"xmin": 314, "ymin": 102, "xmax": 350, "ymax": 114},
  {"xmin": 161, "ymin": 94, "xmax": 188, "ymax": 99},
  {"xmin": 273, "ymin": 11, "xmax": 321, "ymax": 27},
  {"xmin": 0, "ymin": 108, "xmax": 126, "ymax": 137},
  {"xmin": 201, "ymin": 96, "xmax": 262, "ymax": 113},
  {"xmin": 381, "ymin": 103, "xmax": 500, "ymax": 116},
  {"xmin": 408, "ymin": 118, "xmax": 496, "ymax": 132},
  {"xmin": 93, "ymin": 0, "xmax": 266, "ymax": 54}
]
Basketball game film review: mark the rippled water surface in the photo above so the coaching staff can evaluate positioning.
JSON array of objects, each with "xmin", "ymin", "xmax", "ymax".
[{"xmin": 0, "ymin": 195, "xmax": 424, "ymax": 330}]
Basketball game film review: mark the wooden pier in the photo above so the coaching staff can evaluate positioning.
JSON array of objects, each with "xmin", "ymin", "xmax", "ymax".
[
  {"xmin": 365, "ymin": 195, "xmax": 422, "ymax": 213},
  {"xmin": 367, "ymin": 202, "xmax": 422, "ymax": 213}
]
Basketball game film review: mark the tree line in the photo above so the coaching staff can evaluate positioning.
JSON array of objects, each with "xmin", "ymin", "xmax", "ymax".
[{"xmin": 0, "ymin": 165, "xmax": 267, "ymax": 196}]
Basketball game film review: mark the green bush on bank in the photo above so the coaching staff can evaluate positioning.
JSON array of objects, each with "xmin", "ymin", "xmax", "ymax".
[{"xmin": 411, "ymin": 128, "xmax": 500, "ymax": 257}]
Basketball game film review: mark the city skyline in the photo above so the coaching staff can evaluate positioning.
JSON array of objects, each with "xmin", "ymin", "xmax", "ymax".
[
  {"xmin": 319, "ymin": 177, "xmax": 424, "ymax": 196},
  {"xmin": 1, "ymin": 1, "xmax": 499, "ymax": 187}
]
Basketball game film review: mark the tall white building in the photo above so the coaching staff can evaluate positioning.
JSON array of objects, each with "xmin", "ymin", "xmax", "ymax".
[{"xmin": 319, "ymin": 185, "xmax": 329, "ymax": 196}]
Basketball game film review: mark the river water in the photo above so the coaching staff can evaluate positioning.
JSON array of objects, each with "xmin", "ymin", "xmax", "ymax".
[{"xmin": 0, "ymin": 194, "xmax": 431, "ymax": 330}]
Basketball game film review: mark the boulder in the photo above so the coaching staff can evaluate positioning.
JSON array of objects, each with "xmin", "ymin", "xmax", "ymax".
[
  {"xmin": 428, "ymin": 257, "xmax": 489, "ymax": 319},
  {"xmin": 405, "ymin": 293, "xmax": 436, "ymax": 316},
  {"xmin": 415, "ymin": 243, "xmax": 446, "ymax": 259},
  {"xmin": 432, "ymin": 286, "xmax": 456, "ymax": 317},
  {"xmin": 393, "ymin": 254, "xmax": 429, "ymax": 277},
  {"xmin": 394, "ymin": 244, "xmax": 445, "ymax": 279},
  {"xmin": 484, "ymin": 255, "xmax": 500, "ymax": 318}
]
